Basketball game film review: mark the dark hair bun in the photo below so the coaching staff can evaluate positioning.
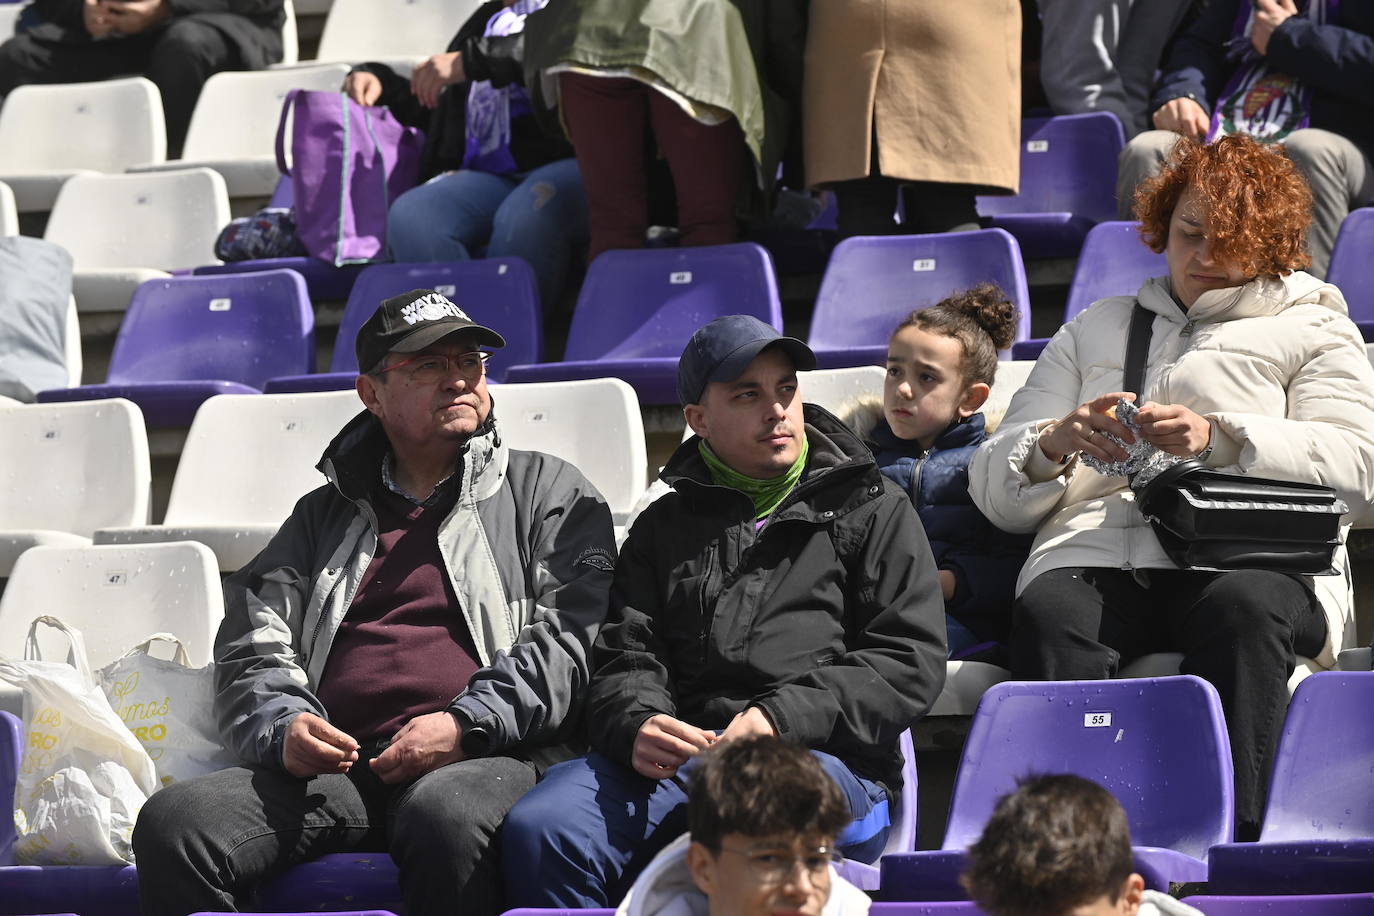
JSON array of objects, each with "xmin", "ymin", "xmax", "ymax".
[{"xmin": 947, "ymin": 282, "xmax": 1018, "ymax": 351}]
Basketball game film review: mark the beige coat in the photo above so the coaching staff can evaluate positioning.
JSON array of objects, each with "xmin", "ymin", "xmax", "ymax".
[
  {"xmin": 803, "ymin": 1, "xmax": 1021, "ymax": 193},
  {"xmin": 968, "ymin": 272, "xmax": 1374, "ymax": 667}
]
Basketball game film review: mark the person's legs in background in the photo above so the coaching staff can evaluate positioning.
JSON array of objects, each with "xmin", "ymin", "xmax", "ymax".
[
  {"xmin": 898, "ymin": 181, "xmax": 982, "ymax": 234},
  {"xmin": 1166, "ymin": 568, "xmax": 1327, "ymax": 841},
  {"xmin": 486, "ymin": 157, "xmax": 589, "ymax": 306},
  {"xmin": 1115, "ymin": 129, "xmax": 1180, "ymax": 218},
  {"xmin": 646, "ymin": 87, "xmax": 747, "ymax": 249},
  {"xmin": 1279, "ymin": 128, "xmax": 1374, "ymax": 279},
  {"xmin": 385, "ymin": 169, "xmax": 516, "ymax": 263},
  {"xmin": 558, "ymin": 73, "xmax": 652, "ymax": 263},
  {"xmin": 144, "ymin": 18, "xmax": 242, "ymax": 157},
  {"xmin": 0, "ymin": 30, "xmax": 149, "ymax": 98}
]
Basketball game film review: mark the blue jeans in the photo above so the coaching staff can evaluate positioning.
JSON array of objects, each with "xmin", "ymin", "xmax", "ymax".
[
  {"xmin": 501, "ymin": 750, "xmax": 891, "ymax": 908},
  {"xmin": 385, "ymin": 158, "xmax": 589, "ymax": 305}
]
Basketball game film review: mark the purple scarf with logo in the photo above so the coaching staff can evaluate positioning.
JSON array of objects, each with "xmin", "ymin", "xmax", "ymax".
[{"xmin": 462, "ymin": 0, "xmax": 548, "ymax": 174}]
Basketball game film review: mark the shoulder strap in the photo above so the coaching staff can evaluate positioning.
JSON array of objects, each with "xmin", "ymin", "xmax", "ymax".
[{"xmin": 1123, "ymin": 303, "xmax": 1154, "ymax": 400}]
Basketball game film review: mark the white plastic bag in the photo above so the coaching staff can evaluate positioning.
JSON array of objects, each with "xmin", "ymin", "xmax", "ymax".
[
  {"xmin": 98, "ymin": 634, "xmax": 237, "ymax": 787},
  {"xmin": 0, "ymin": 617, "xmax": 158, "ymax": 865}
]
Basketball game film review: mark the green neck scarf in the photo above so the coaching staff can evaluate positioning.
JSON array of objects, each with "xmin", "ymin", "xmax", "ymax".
[{"xmin": 698, "ymin": 437, "xmax": 810, "ymax": 519}]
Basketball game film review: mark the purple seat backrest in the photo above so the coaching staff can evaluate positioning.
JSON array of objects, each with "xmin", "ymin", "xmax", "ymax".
[
  {"xmin": 1181, "ymin": 895, "xmax": 1374, "ymax": 915},
  {"xmin": 1063, "ymin": 221, "xmax": 1169, "ymax": 321},
  {"xmin": 1260, "ymin": 671, "xmax": 1374, "ymax": 842},
  {"xmin": 501, "ymin": 910, "xmax": 616, "ymax": 916},
  {"xmin": 0, "ymin": 710, "xmax": 20, "ymax": 866},
  {"xmin": 107, "ymin": 270, "xmax": 313, "ymax": 388},
  {"xmin": 871, "ymin": 904, "xmax": 989, "ymax": 915},
  {"xmin": 809, "ymin": 229, "xmax": 1032, "ymax": 353},
  {"xmin": 333, "ymin": 259, "xmax": 542, "ymax": 382},
  {"xmin": 944, "ymin": 677, "xmax": 1234, "ymax": 860},
  {"xmin": 564, "ymin": 243, "xmax": 781, "ymax": 361},
  {"xmin": 977, "ymin": 112, "xmax": 1126, "ymax": 223},
  {"xmin": 193, "ymin": 912, "xmax": 400, "ymax": 916},
  {"xmin": 1325, "ymin": 207, "xmax": 1374, "ymax": 324}
]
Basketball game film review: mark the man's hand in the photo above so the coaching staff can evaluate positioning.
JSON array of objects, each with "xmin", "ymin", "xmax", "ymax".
[
  {"xmin": 105, "ymin": 0, "xmax": 172, "ymax": 36},
  {"xmin": 283, "ymin": 712, "xmax": 360, "ymax": 778},
  {"xmin": 938, "ymin": 569, "xmax": 957, "ymax": 601},
  {"xmin": 369, "ymin": 711, "xmax": 466, "ymax": 785},
  {"xmin": 84, "ymin": 0, "xmax": 117, "ymax": 39},
  {"xmin": 1152, "ymin": 97, "xmax": 1210, "ymax": 140},
  {"xmin": 343, "ymin": 70, "xmax": 383, "ymax": 107},
  {"xmin": 1252, "ymin": 0, "xmax": 1298, "ymax": 56},
  {"xmin": 1135, "ymin": 402, "xmax": 1213, "ymax": 457},
  {"xmin": 631, "ymin": 714, "xmax": 716, "ymax": 779},
  {"xmin": 717, "ymin": 706, "xmax": 777, "ymax": 744},
  {"xmin": 411, "ymin": 52, "xmax": 465, "ymax": 109}
]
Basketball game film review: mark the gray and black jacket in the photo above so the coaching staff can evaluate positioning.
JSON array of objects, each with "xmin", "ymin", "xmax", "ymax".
[
  {"xmin": 590, "ymin": 405, "xmax": 948, "ymax": 794},
  {"xmin": 213, "ymin": 408, "xmax": 616, "ymax": 771}
]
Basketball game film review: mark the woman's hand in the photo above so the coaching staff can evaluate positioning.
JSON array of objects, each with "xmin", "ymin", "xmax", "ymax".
[
  {"xmin": 411, "ymin": 51, "xmax": 465, "ymax": 109},
  {"xmin": 1135, "ymin": 402, "xmax": 1213, "ymax": 457},
  {"xmin": 343, "ymin": 71, "xmax": 383, "ymax": 106},
  {"xmin": 1038, "ymin": 392, "xmax": 1137, "ymax": 464}
]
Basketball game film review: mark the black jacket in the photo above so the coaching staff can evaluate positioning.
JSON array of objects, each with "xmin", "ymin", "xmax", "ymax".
[
  {"xmin": 26, "ymin": 0, "xmax": 284, "ymax": 69},
  {"xmin": 355, "ymin": 1, "xmax": 572, "ymax": 182},
  {"xmin": 1153, "ymin": 0, "xmax": 1374, "ymax": 160},
  {"xmin": 588, "ymin": 405, "xmax": 948, "ymax": 793}
]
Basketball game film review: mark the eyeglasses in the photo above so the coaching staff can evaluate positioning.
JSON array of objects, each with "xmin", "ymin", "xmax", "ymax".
[
  {"xmin": 716, "ymin": 844, "xmax": 840, "ymax": 884},
  {"xmin": 375, "ymin": 351, "xmax": 491, "ymax": 384}
]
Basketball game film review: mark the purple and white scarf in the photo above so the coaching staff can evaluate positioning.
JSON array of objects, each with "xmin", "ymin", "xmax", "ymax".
[{"xmin": 462, "ymin": 0, "xmax": 548, "ymax": 175}]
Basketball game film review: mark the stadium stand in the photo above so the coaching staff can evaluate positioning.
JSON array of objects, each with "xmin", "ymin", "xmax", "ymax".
[
  {"xmin": 880, "ymin": 677, "xmax": 1232, "ymax": 900},
  {"xmin": 128, "ymin": 63, "xmax": 350, "ymax": 199},
  {"xmin": 0, "ymin": 179, "xmax": 14, "ymax": 235},
  {"xmin": 0, "ymin": 398, "xmax": 150, "ymax": 578},
  {"xmin": 0, "ymin": 77, "xmax": 166, "ymax": 214},
  {"xmin": 1206, "ymin": 671, "xmax": 1374, "ymax": 896},
  {"xmin": 503, "ymin": 242, "xmax": 783, "ymax": 404},
  {"xmin": 264, "ymin": 257, "xmax": 542, "ymax": 392},
  {"xmin": 1010, "ymin": 220, "xmax": 1168, "ymax": 360},
  {"xmin": 1324, "ymin": 207, "xmax": 1374, "ymax": 343},
  {"xmin": 306, "ymin": 0, "xmax": 484, "ymax": 66},
  {"xmin": 37, "ymin": 270, "xmax": 313, "ymax": 425},
  {"xmin": 976, "ymin": 112, "xmax": 1127, "ymax": 260},
  {"xmin": 807, "ymin": 230, "xmax": 1031, "ymax": 369},
  {"xmin": 93, "ymin": 390, "xmax": 362, "ymax": 572},
  {"xmin": 44, "ymin": 168, "xmax": 230, "ymax": 313}
]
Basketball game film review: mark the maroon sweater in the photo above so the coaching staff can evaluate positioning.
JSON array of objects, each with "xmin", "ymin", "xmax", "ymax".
[{"xmin": 316, "ymin": 480, "xmax": 482, "ymax": 743}]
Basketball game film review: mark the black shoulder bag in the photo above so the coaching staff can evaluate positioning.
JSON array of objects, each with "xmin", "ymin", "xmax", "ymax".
[{"xmin": 1123, "ymin": 304, "xmax": 1347, "ymax": 575}]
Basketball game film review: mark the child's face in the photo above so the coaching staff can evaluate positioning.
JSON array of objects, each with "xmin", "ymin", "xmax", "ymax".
[
  {"xmin": 688, "ymin": 833, "xmax": 834, "ymax": 916},
  {"xmin": 883, "ymin": 325, "xmax": 985, "ymax": 449}
]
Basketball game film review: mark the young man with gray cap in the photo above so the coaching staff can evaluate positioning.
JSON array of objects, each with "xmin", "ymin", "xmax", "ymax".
[
  {"xmin": 501, "ymin": 314, "xmax": 948, "ymax": 908},
  {"xmin": 133, "ymin": 289, "xmax": 617, "ymax": 916}
]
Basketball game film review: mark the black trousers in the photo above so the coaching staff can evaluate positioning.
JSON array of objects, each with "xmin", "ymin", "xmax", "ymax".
[
  {"xmin": 132, "ymin": 754, "xmax": 538, "ymax": 916},
  {"xmin": 0, "ymin": 19, "xmax": 242, "ymax": 156},
  {"xmin": 1011, "ymin": 566, "xmax": 1327, "ymax": 842},
  {"xmin": 831, "ymin": 131, "xmax": 982, "ymax": 237}
]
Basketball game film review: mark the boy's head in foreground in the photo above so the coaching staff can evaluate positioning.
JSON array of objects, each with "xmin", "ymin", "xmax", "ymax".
[
  {"xmin": 687, "ymin": 737, "xmax": 851, "ymax": 916},
  {"xmin": 963, "ymin": 774, "xmax": 1147, "ymax": 916}
]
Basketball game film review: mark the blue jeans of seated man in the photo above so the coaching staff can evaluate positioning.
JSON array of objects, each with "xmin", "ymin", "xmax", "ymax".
[
  {"xmin": 501, "ymin": 750, "xmax": 891, "ymax": 908},
  {"xmin": 385, "ymin": 157, "xmax": 589, "ymax": 306}
]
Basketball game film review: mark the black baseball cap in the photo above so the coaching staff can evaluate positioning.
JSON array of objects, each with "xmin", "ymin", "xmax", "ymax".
[
  {"xmin": 356, "ymin": 289, "xmax": 506, "ymax": 374},
  {"xmin": 677, "ymin": 314, "xmax": 816, "ymax": 406}
]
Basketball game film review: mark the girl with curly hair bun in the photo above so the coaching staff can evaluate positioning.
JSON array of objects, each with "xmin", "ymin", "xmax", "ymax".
[{"xmin": 969, "ymin": 133, "xmax": 1374, "ymax": 841}]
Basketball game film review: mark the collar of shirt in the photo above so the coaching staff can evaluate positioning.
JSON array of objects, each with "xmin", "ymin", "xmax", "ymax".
[{"xmin": 380, "ymin": 452, "xmax": 458, "ymax": 508}]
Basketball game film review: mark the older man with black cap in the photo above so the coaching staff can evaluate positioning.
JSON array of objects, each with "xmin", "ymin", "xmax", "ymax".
[
  {"xmin": 133, "ymin": 289, "xmax": 617, "ymax": 916},
  {"xmin": 501, "ymin": 314, "xmax": 948, "ymax": 909}
]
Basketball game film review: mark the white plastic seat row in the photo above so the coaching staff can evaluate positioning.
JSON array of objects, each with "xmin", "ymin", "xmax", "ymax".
[{"xmin": 300, "ymin": 0, "xmax": 484, "ymax": 64}]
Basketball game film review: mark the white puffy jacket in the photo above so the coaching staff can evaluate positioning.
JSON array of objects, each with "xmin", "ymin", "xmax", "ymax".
[{"xmin": 969, "ymin": 271, "xmax": 1374, "ymax": 666}]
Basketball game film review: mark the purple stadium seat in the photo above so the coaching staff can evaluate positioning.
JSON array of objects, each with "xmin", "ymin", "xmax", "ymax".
[
  {"xmin": 835, "ymin": 730, "xmax": 920, "ymax": 891},
  {"xmin": 1324, "ymin": 207, "xmax": 1374, "ymax": 342},
  {"xmin": 502, "ymin": 910, "xmax": 615, "ymax": 916},
  {"xmin": 807, "ymin": 229, "xmax": 1031, "ymax": 369},
  {"xmin": 503, "ymin": 243, "xmax": 782, "ymax": 404},
  {"xmin": 0, "ymin": 865, "xmax": 139, "ymax": 916},
  {"xmin": 35, "ymin": 271, "xmax": 313, "ymax": 426},
  {"xmin": 264, "ymin": 258, "xmax": 542, "ymax": 392},
  {"xmin": 1206, "ymin": 672, "xmax": 1374, "ymax": 896},
  {"xmin": 1182, "ymin": 895, "xmax": 1374, "ymax": 915},
  {"xmin": 976, "ymin": 112, "xmax": 1127, "ymax": 260},
  {"xmin": 195, "ymin": 257, "xmax": 366, "ymax": 302},
  {"xmin": 870, "ymin": 905, "xmax": 990, "ymax": 916},
  {"xmin": 879, "ymin": 677, "xmax": 1233, "ymax": 901},
  {"xmin": 0, "ymin": 711, "xmax": 18, "ymax": 867},
  {"xmin": 1010, "ymin": 220, "xmax": 1168, "ymax": 360},
  {"xmin": 195, "ymin": 913, "xmax": 399, "ymax": 916}
]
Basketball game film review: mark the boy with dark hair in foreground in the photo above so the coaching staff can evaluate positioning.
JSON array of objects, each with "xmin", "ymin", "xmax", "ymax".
[
  {"xmin": 963, "ymin": 774, "xmax": 1202, "ymax": 916},
  {"xmin": 616, "ymin": 736, "xmax": 872, "ymax": 916}
]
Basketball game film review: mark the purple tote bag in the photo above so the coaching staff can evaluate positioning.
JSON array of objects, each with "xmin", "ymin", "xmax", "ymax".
[{"xmin": 274, "ymin": 89, "xmax": 425, "ymax": 266}]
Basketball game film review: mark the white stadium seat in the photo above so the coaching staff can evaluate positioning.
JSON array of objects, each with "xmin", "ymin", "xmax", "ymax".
[
  {"xmin": 312, "ymin": 0, "xmax": 483, "ymax": 63},
  {"xmin": 0, "ymin": 3, "xmax": 21, "ymax": 44},
  {"xmin": 0, "ymin": 179, "xmax": 16, "ymax": 236},
  {"xmin": 0, "ymin": 77, "xmax": 166, "ymax": 214},
  {"xmin": 0, "ymin": 399, "xmax": 150, "ymax": 576},
  {"xmin": 96, "ymin": 390, "xmax": 364, "ymax": 572},
  {"xmin": 130, "ymin": 63, "xmax": 350, "ymax": 198},
  {"xmin": 44, "ymin": 168, "xmax": 230, "ymax": 312},
  {"xmin": 489, "ymin": 378, "xmax": 648, "ymax": 527}
]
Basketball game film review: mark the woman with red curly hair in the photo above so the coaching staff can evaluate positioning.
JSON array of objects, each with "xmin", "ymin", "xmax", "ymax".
[{"xmin": 969, "ymin": 134, "xmax": 1374, "ymax": 840}]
